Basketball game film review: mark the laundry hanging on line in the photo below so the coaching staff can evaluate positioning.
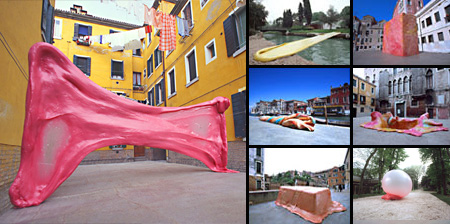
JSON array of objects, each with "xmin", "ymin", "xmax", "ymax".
[
  {"xmin": 176, "ymin": 16, "xmax": 191, "ymax": 37},
  {"xmin": 160, "ymin": 13, "xmax": 176, "ymax": 51},
  {"xmin": 87, "ymin": 26, "xmax": 149, "ymax": 51}
]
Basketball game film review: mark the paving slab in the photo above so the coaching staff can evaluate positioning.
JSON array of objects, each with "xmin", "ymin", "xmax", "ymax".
[
  {"xmin": 249, "ymin": 191, "xmax": 350, "ymax": 224},
  {"xmin": 249, "ymin": 116, "xmax": 350, "ymax": 145},
  {"xmin": 353, "ymin": 51, "xmax": 450, "ymax": 65},
  {"xmin": 353, "ymin": 116, "xmax": 450, "ymax": 145},
  {"xmin": 0, "ymin": 161, "xmax": 246, "ymax": 224}
]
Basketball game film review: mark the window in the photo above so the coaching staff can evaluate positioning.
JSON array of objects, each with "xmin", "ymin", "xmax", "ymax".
[
  {"xmin": 353, "ymin": 79, "xmax": 357, "ymax": 87},
  {"xmin": 155, "ymin": 79, "xmax": 165, "ymax": 106},
  {"xmin": 418, "ymin": 1, "xmax": 422, "ymax": 7},
  {"xmin": 143, "ymin": 68, "xmax": 147, "ymax": 79},
  {"xmin": 256, "ymin": 148, "xmax": 262, "ymax": 157},
  {"xmin": 185, "ymin": 47, "xmax": 198, "ymax": 86},
  {"xmin": 148, "ymin": 55, "xmax": 153, "ymax": 78},
  {"xmin": 435, "ymin": 11, "xmax": 441, "ymax": 22},
  {"xmin": 407, "ymin": 0, "xmax": 411, "ymax": 5},
  {"xmin": 148, "ymin": 88, "xmax": 155, "ymax": 106},
  {"xmin": 353, "ymin": 93, "xmax": 357, "ymax": 102},
  {"xmin": 426, "ymin": 70, "xmax": 433, "ymax": 89},
  {"xmin": 133, "ymin": 48, "xmax": 141, "ymax": 56},
  {"xmin": 256, "ymin": 180, "xmax": 262, "ymax": 190},
  {"xmin": 412, "ymin": 100, "xmax": 418, "ymax": 106},
  {"xmin": 111, "ymin": 60, "xmax": 124, "ymax": 79},
  {"xmin": 41, "ymin": 0, "xmax": 54, "ymax": 44},
  {"xmin": 133, "ymin": 72, "xmax": 141, "ymax": 86},
  {"xmin": 360, "ymin": 95, "xmax": 366, "ymax": 104},
  {"xmin": 154, "ymin": 46, "xmax": 162, "ymax": 69},
  {"xmin": 438, "ymin": 32, "xmax": 444, "ymax": 41},
  {"xmin": 232, "ymin": 91, "xmax": 246, "ymax": 138},
  {"xmin": 371, "ymin": 87, "xmax": 374, "ymax": 94},
  {"xmin": 393, "ymin": 68, "xmax": 397, "ymax": 74},
  {"xmin": 182, "ymin": 1, "xmax": 194, "ymax": 29},
  {"xmin": 167, "ymin": 67, "xmax": 176, "ymax": 97},
  {"xmin": 53, "ymin": 18, "xmax": 62, "ymax": 39},
  {"xmin": 446, "ymin": 5, "xmax": 450, "ymax": 22},
  {"xmin": 200, "ymin": 0, "xmax": 210, "ymax": 9},
  {"xmin": 428, "ymin": 34, "xmax": 434, "ymax": 43},
  {"xmin": 73, "ymin": 55, "xmax": 91, "ymax": 76},
  {"xmin": 421, "ymin": 21, "xmax": 425, "ymax": 28},
  {"xmin": 147, "ymin": 33, "xmax": 151, "ymax": 47},
  {"xmin": 421, "ymin": 36, "xmax": 426, "ymax": 44},
  {"xmin": 360, "ymin": 107, "xmax": 364, "ymax": 113},
  {"xmin": 361, "ymin": 82, "xmax": 365, "ymax": 90},
  {"xmin": 204, "ymin": 38, "xmax": 217, "ymax": 64},
  {"xmin": 256, "ymin": 161, "xmax": 262, "ymax": 174},
  {"xmin": 426, "ymin": 17, "xmax": 432, "ymax": 26},
  {"xmin": 223, "ymin": 6, "xmax": 246, "ymax": 57},
  {"xmin": 73, "ymin": 23, "xmax": 92, "ymax": 41}
]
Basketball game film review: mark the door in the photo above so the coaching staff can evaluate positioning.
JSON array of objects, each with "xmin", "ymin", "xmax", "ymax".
[
  {"xmin": 428, "ymin": 108, "xmax": 434, "ymax": 119},
  {"xmin": 134, "ymin": 145, "xmax": 145, "ymax": 157},
  {"xmin": 396, "ymin": 103, "xmax": 405, "ymax": 117}
]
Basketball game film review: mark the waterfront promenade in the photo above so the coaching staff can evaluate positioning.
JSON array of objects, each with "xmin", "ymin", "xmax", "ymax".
[{"xmin": 249, "ymin": 116, "xmax": 350, "ymax": 145}]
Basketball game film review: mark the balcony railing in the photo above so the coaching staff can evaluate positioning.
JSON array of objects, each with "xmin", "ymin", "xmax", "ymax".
[{"xmin": 133, "ymin": 85, "xmax": 144, "ymax": 91}]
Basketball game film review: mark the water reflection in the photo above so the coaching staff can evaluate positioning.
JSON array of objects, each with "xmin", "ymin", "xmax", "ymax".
[{"xmin": 263, "ymin": 33, "xmax": 350, "ymax": 65}]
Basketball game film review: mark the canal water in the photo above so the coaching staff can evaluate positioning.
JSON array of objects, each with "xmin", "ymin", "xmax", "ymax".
[
  {"xmin": 314, "ymin": 116, "xmax": 350, "ymax": 122},
  {"xmin": 263, "ymin": 33, "xmax": 350, "ymax": 65}
]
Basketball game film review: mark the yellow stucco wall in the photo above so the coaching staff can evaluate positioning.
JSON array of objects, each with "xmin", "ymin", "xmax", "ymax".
[
  {"xmin": 353, "ymin": 75, "xmax": 376, "ymax": 109},
  {"xmin": 143, "ymin": 0, "xmax": 246, "ymax": 142},
  {"xmin": 0, "ymin": 0, "xmax": 55, "ymax": 146}
]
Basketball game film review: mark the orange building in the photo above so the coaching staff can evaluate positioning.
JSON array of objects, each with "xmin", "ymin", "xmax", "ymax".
[{"xmin": 328, "ymin": 165, "xmax": 345, "ymax": 188}]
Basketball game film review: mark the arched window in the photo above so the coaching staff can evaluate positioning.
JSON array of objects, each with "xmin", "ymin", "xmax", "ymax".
[
  {"xmin": 404, "ymin": 76, "xmax": 408, "ymax": 93},
  {"xmin": 389, "ymin": 81, "xmax": 392, "ymax": 95},
  {"xmin": 426, "ymin": 69, "xmax": 433, "ymax": 89},
  {"xmin": 393, "ymin": 80, "xmax": 396, "ymax": 95},
  {"xmin": 399, "ymin": 78, "xmax": 403, "ymax": 94},
  {"xmin": 409, "ymin": 76, "xmax": 412, "ymax": 92}
]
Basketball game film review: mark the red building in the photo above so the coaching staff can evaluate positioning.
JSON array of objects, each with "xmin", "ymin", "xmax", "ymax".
[
  {"xmin": 328, "ymin": 165, "xmax": 345, "ymax": 189},
  {"xmin": 330, "ymin": 83, "xmax": 350, "ymax": 110}
]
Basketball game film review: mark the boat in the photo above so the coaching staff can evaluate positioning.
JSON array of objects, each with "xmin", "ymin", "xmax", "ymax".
[{"xmin": 312, "ymin": 105, "xmax": 346, "ymax": 116}]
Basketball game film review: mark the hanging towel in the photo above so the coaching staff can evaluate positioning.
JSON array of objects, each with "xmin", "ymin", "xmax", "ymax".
[
  {"xmin": 182, "ymin": 18, "xmax": 190, "ymax": 35},
  {"xmin": 123, "ymin": 29, "xmax": 142, "ymax": 51},
  {"xmin": 89, "ymin": 35, "xmax": 100, "ymax": 44},
  {"xmin": 109, "ymin": 32, "xmax": 125, "ymax": 51},
  {"xmin": 144, "ymin": 4, "xmax": 151, "ymax": 25},
  {"xmin": 138, "ymin": 27, "xmax": 146, "ymax": 38},
  {"xmin": 145, "ymin": 7, "xmax": 162, "ymax": 29},
  {"xmin": 144, "ymin": 25, "xmax": 152, "ymax": 34},
  {"xmin": 160, "ymin": 13, "xmax": 176, "ymax": 51},
  {"xmin": 176, "ymin": 16, "xmax": 186, "ymax": 37}
]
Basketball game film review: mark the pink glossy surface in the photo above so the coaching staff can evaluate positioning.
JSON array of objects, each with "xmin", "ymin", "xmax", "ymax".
[{"xmin": 9, "ymin": 42, "xmax": 237, "ymax": 208}]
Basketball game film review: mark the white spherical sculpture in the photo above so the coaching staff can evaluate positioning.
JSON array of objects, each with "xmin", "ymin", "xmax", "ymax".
[{"xmin": 382, "ymin": 169, "xmax": 412, "ymax": 199}]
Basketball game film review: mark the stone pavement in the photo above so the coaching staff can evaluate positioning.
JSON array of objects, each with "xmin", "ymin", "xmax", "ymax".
[
  {"xmin": 353, "ymin": 51, "xmax": 450, "ymax": 65},
  {"xmin": 353, "ymin": 116, "xmax": 450, "ymax": 145},
  {"xmin": 249, "ymin": 191, "xmax": 350, "ymax": 224},
  {"xmin": 249, "ymin": 116, "xmax": 350, "ymax": 145},
  {"xmin": 0, "ymin": 161, "xmax": 245, "ymax": 224}
]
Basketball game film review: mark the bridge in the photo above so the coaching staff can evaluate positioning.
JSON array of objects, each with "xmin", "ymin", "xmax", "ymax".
[{"xmin": 259, "ymin": 27, "xmax": 288, "ymax": 34}]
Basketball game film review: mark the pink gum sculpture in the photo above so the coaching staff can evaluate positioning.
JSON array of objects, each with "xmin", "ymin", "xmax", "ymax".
[{"xmin": 9, "ymin": 42, "xmax": 237, "ymax": 208}]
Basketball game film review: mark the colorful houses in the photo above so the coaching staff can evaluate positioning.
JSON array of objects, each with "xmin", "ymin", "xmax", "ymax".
[{"xmin": 353, "ymin": 74, "xmax": 376, "ymax": 117}]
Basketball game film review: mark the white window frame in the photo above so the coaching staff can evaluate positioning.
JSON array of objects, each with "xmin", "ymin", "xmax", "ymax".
[
  {"xmin": 111, "ymin": 59, "xmax": 124, "ymax": 80},
  {"xmin": 184, "ymin": 46, "xmax": 199, "ymax": 87},
  {"xmin": 167, "ymin": 66, "xmax": 177, "ymax": 99},
  {"xmin": 229, "ymin": 7, "xmax": 246, "ymax": 57},
  {"xmin": 148, "ymin": 87, "xmax": 155, "ymax": 106},
  {"xmin": 200, "ymin": 0, "xmax": 210, "ymax": 10},
  {"xmin": 155, "ymin": 45, "xmax": 162, "ymax": 70},
  {"xmin": 53, "ymin": 18, "xmax": 62, "ymax": 39},
  {"xmin": 156, "ymin": 79, "xmax": 163, "ymax": 106},
  {"xmin": 181, "ymin": 0, "xmax": 194, "ymax": 27},
  {"xmin": 204, "ymin": 38, "xmax": 217, "ymax": 65}
]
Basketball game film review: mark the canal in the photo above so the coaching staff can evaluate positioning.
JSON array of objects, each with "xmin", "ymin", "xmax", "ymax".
[{"xmin": 263, "ymin": 32, "xmax": 350, "ymax": 65}]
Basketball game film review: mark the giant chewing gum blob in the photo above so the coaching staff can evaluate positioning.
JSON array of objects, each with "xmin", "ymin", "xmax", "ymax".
[{"xmin": 381, "ymin": 169, "xmax": 412, "ymax": 200}]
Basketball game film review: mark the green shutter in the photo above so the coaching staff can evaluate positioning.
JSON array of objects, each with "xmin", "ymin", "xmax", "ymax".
[
  {"xmin": 73, "ymin": 23, "xmax": 79, "ymax": 41},
  {"xmin": 86, "ymin": 57, "xmax": 91, "ymax": 76}
]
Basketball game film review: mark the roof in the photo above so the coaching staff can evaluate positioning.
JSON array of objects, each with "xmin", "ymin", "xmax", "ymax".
[{"xmin": 55, "ymin": 9, "xmax": 141, "ymax": 30}]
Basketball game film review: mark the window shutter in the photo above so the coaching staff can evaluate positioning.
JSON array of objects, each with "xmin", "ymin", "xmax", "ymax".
[
  {"xmin": 73, "ymin": 55, "xmax": 78, "ymax": 66},
  {"xmin": 46, "ymin": 4, "xmax": 54, "ymax": 44},
  {"xmin": 188, "ymin": 53, "xmax": 196, "ymax": 81},
  {"xmin": 86, "ymin": 57, "xmax": 91, "ymax": 76},
  {"xmin": 121, "ymin": 61, "xmax": 124, "ymax": 79},
  {"xmin": 231, "ymin": 91, "xmax": 246, "ymax": 138},
  {"xmin": 147, "ymin": 58, "xmax": 150, "ymax": 77},
  {"xmin": 110, "ymin": 59, "xmax": 113, "ymax": 78},
  {"xmin": 41, "ymin": 0, "xmax": 48, "ymax": 31},
  {"xmin": 155, "ymin": 84, "xmax": 160, "ymax": 105},
  {"xmin": 88, "ymin": 25, "xmax": 92, "ymax": 36},
  {"xmin": 161, "ymin": 77, "xmax": 165, "ymax": 103},
  {"xmin": 73, "ymin": 23, "xmax": 79, "ymax": 41},
  {"xmin": 223, "ymin": 15, "xmax": 238, "ymax": 57}
]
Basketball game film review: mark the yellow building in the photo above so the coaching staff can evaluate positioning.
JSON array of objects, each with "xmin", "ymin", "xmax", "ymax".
[
  {"xmin": 0, "ymin": 0, "xmax": 56, "ymax": 214},
  {"xmin": 142, "ymin": 0, "xmax": 246, "ymax": 170},
  {"xmin": 353, "ymin": 74, "xmax": 376, "ymax": 117}
]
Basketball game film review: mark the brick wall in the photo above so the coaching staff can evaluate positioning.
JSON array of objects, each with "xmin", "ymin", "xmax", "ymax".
[
  {"xmin": 0, "ymin": 144, "xmax": 21, "ymax": 215},
  {"xmin": 167, "ymin": 141, "xmax": 246, "ymax": 172}
]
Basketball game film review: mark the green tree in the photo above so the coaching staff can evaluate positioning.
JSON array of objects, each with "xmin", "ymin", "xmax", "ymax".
[
  {"xmin": 250, "ymin": 0, "xmax": 269, "ymax": 29},
  {"xmin": 403, "ymin": 165, "xmax": 423, "ymax": 190},
  {"xmin": 298, "ymin": 2, "xmax": 304, "ymax": 26},
  {"xmin": 419, "ymin": 148, "xmax": 449, "ymax": 195},
  {"xmin": 275, "ymin": 17, "xmax": 283, "ymax": 26},
  {"xmin": 312, "ymin": 12, "xmax": 326, "ymax": 22},
  {"xmin": 320, "ymin": 6, "xmax": 340, "ymax": 30},
  {"xmin": 303, "ymin": 0, "xmax": 312, "ymax": 25},
  {"xmin": 340, "ymin": 6, "xmax": 350, "ymax": 28},
  {"xmin": 282, "ymin": 9, "xmax": 293, "ymax": 28},
  {"xmin": 372, "ymin": 148, "xmax": 407, "ymax": 193},
  {"xmin": 358, "ymin": 148, "xmax": 378, "ymax": 195}
]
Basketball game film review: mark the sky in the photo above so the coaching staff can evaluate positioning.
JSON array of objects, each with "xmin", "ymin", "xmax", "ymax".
[
  {"xmin": 353, "ymin": 68, "xmax": 364, "ymax": 78},
  {"xmin": 353, "ymin": 0, "xmax": 431, "ymax": 22},
  {"xmin": 249, "ymin": 68, "xmax": 349, "ymax": 109},
  {"xmin": 265, "ymin": 148, "xmax": 348, "ymax": 176},
  {"xmin": 55, "ymin": 0, "xmax": 152, "ymax": 25},
  {"xmin": 261, "ymin": 0, "xmax": 350, "ymax": 23}
]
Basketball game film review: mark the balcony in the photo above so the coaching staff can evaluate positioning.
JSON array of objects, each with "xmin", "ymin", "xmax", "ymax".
[{"xmin": 133, "ymin": 85, "xmax": 144, "ymax": 91}]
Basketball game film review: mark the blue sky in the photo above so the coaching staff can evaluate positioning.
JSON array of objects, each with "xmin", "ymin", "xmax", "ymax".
[
  {"xmin": 249, "ymin": 68, "xmax": 349, "ymax": 109},
  {"xmin": 353, "ymin": 0, "xmax": 431, "ymax": 22}
]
